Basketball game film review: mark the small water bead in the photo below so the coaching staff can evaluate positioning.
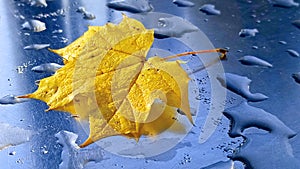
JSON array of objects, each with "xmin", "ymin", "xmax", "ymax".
[
  {"xmin": 31, "ymin": 63, "xmax": 63, "ymax": 73},
  {"xmin": 199, "ymin": 4, "xmax": 221, "ymax": 15},
  {"xmin": 238, "ymin": 55, "xmax": 273, "ymax": 68},
  {"xmin": 106, "ymin": 0, "xmax": 153, "ymax": 13},
  {"xmin": 22, "ymin": 19, "xmax": 46, "ymax": 32},
  {"xmin": 292, "ymin": 72, "xmax": 300, "ymax": 84},
  {"xmin": 173, "ymin": 0, "xmax": 195, "ymax": 7},
  {"xmin": 270, "ymin": 0, "xmax": 299, "ymax": 8},
  {"xmin": 292, "ymin": 20, "xmax": 300, "ymax": 29},
  {"xmin": 239, "ymin": 28, "xmax": 258, "ymax": 37},
  {"xmin": 24, "ymin": 44, "xmax": 50, "ymax": 50},
  {"xmin": 286, "ymin": 49, "xmax": 299, "ymax": 57}
]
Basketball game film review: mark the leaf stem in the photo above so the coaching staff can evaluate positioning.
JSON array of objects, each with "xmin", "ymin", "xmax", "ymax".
[{"xmin": 163, "ymin": 48, "xmax": 228, "ymax": 61}]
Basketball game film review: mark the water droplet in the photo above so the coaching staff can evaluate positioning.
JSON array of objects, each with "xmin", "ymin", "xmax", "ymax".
[
  {"xmin": 154, "ymin": 17, "xmax": 198, "ymax": 38},
  {"xmin": 21, "ymin": 19, "xmax": 46, "ymax": 32},
  {"xmin": 252, "ymin": 45, "xmax": 258, "ymax": 49},
  {"xmin": 270, "ymin": 0, "xmax": 299, "ymax": 8},
  {"xmin": 83, "ymin": 12, "xmax": 96, "ymax": 20},
  {"xmin": 278, "ymin": 40, "xmax": 287, "ymax": 45},
  {"xmin": 195, "ymin": 95, "xmax": 201, "ymax": 100},
  {"xmin": 76, "ymin": 6, "xmax": 86, "ymax": 14},
  {"xmin": 76, "ymin": 6, "xmax": 96, "ymax": 20},
  {"xmin": 217, "ymin": 73, "xmax": 268, "ymax": 102},
  {"xmin": 60, "ymin": 37, "xmax": 69, "ymax": 43},
  {"xmin": 238, "ymin": 55, "xmax": 273, "ymax": 68},
  {"xmin": 286, "ymin": 49, "xmax": 300, "ymax": 57},
  {"xmin": 30, "ymin": 0, "xmax": 47, "ymax": 7},
  {"xmin": 55, "ymin": 131, "xmax": 103, "ymax": 168},
  {"xmin": 16, "ymin": 159, "xmax": 23, "ymax": 164},
  {"xmin": 292, "ymin": 20, "xmax": 300, "ymax": 29},
  {"xmin": 107, "ymin": 0, "xmax": 153, "ymax": 13},
  {"xmin": 199, "ymin": 4, "xmax": 221, "ymax": 15},
  {"xmin": 173, "ymin": 0, "xmax": 195, "ymax": 7},
  {"xmin": 224, "ymin": 102, "xmax": 299, "ymax": 169},
  {"xmin": 9, "ymin": 151, "xmax": 16, "ymax": 156},
  {"xmin": 34, "ymin": 9, "xmax": 66, "ymax": 19},
  {"xmin": 292, "ymin": 72, "xmax": 300, "ymax": 84},
  {"xmin": 224, "ymin": 102, "xmax": 296, "ymax": 137},
  {"xmin": 52, "ymin": 29, "xmax": 63, "ymax": 34},
  {"xmin": 157, "ymin": 19, "xmax": 167, "ymax": 28},
  {"xmin": 239, "ymin": 28, "xmax": 258, "ymax": 37},
  {"xmin": 24, "ymin": 44, "xmax": 50, "ymax": 50},
  {"xmin": 31, "ymin": 63, "xmax": 63, "ymax": 73}
]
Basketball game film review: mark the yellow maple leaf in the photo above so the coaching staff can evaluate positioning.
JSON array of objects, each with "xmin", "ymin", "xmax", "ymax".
[{"xmin": 19, "ymin": 15, "xmax": 226, "ymax": 148}]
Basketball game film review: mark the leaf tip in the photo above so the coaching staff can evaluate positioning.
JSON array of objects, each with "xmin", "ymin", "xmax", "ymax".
[
  {"xmin": 121, "ymin": 12, "xmax": 128, "ymax": 19},
  {"xmin": 79, "ymin": 138, "xmax": 94, "ymax": 148}
]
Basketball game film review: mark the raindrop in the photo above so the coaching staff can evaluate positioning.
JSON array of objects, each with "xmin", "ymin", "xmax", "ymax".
[
  {"xmin": 270, "ymin": 0, "xmax": 299, "ymax": 8},
  {"xmin": 16, "ymin": 159, "xmax": 23, "ymax": 164},
  {"xmin": 34, "ymin": 9, "xmax": 66, "ymax": 19},
  {"xmin": 83, "ymin": 12, "xmax": 96, "ymax": 20},
  {"xmin": 106, "ymin": 0, "xmax": 153, "ymax": 13},
  {"xmin": 52, "ymin": 29, "xmax": 63, "ymax": 34},
  {"xmin": 24, "ymin": 44, "xmax": 50, "ymax": 50},
  {"xmin": 21, "ymin": 19, "xmax": 46, "ymax": 32},
  {"xmin": 278, "ymin": 40, "xmax": 287, "ymax": 44},
  {"xmin": 55, "ymin": 130, "xmax": 103, "ymax": 169},
  {"xmin": 217, "ymin": 73, "xmax": 268, "ymax": 102},
  {"xmin": 199, "ymin": 4, "xmax": 221, "ymax": 15},
  {"xmin": 239, "ymin": 28, "xmax": 258, "ymax": 37},
  {"xmin": 76, "ymin": 6, "xmax": 96, "ymax": 20},
  {"xmin": 76, "ymin": 6, "xmax": 86, "ymax": 13},
  {"xmin": 9, "ymin": 151, "xmax": 16, "ymax": 156},
  {"xmin": 224, "ymin": 102, "xmax": 299, "ymax": 169},
  {"xmin": 30, "ymin": 0, "xmax": 47, "ymax": 7},
  {"xmin": 60, "ymin": 37, "xmax": 69, "ymax": 43},
  {"xmin": 286, "ymin": 49, "xmax": 299, "ymax": 57},
  {"xmin": 292, "ymin": 20, "xmax": 300, "ymax": 29},
  {"xmin": 173, "ymin": 0, "xmax": 195, "ymax": 7},
  {"xmin": 42, "ymin": 149, "xmax": 48, "ymax": 154},
  {"xmin": 238, "ymin": 55, "xmax": 273, "ymax": 68},
  {"xmin": 223, "ymin": 102, "xmax": 296, "ymax": 137},
  {"xmin": 154, "ymin": 17, "xmax": 198, "ymax": 38},
  {"xmin": 292, "ymin": 72, "xmax": 300, "ymax": 84},
  {"xmin": 31, "ymin": 63, "xmax": 63, "ymax": 73}
]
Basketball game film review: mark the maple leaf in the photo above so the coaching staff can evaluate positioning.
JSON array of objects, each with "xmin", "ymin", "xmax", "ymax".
[{"xmin": 19, "ymin": 15, "xmax": 226, "ymax": 147}]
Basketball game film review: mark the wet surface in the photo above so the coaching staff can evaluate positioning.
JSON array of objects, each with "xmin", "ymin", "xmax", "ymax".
[{"xmin": 0, "ymin": 0, "xmax": 300, "ymax": 169}]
